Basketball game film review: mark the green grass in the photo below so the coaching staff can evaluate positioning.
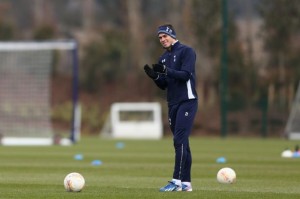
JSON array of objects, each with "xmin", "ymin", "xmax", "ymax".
[{"xmin": 1, "ymin": 136, "xmax": 300, "ymax": 198}]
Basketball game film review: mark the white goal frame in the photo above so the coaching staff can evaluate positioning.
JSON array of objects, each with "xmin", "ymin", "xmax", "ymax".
[
  {"xmin": 285, "ymin": 81, "xmax": 300, "ymax": 140},
  {"xmin": 0, "ymin": 40, "xmax": 80, "ymax": 146},
  {"xmin": 101, "ymin": 102, "xmax": 163, "ymax": 139}
]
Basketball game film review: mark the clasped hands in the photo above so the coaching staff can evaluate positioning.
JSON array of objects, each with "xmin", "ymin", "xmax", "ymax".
[{"xmin": 144, "ymin": 63, "xmax": 166, "ymax": 79}]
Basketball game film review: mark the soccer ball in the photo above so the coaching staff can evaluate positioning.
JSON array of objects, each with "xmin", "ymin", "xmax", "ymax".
[
  {"xmin": 281, "ymin": 149, "xmax": 293, "ymax": 158},
  {"xmin": 64, "ymin": 172, "xmax": 85, "ymax": 192},
  {"xmin": 217, "ymin": 167, "xmax": 236, "ymax": 184}
]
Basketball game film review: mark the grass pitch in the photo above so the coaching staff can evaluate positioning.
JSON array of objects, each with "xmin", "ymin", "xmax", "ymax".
[{"xmin": 1, "ymin": 136, "xmax": 300, "ymax": 199}]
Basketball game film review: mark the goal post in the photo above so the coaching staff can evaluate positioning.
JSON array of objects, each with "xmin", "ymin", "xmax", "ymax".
[
  {"xmin": 0, "ymin": 40, "xmax": 80, "ymax": 145},
  {"xmin": 285, "ymin": 81, "xmax": 300, "ymax": 140},
  {"xmin": 101, "ymin": 102, "xmax": 163, "ymax": 139}
]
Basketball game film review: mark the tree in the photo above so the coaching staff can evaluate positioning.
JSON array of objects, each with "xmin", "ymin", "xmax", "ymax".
[
  {"xmin": 81, "ymin": 30, "xmax": 127, "ymax": 92},
  {"xmin": 0, "ymin": 19, "xmax": 14, "ymax": 40},
  {"xmin": 258, "ymin": 0, "xmax": 300, "ymax": 86},
  {"xmin": 126, "ymin": 0, "xmax": 145, "ymax": 70},
  {"xmin": 257, "ymin": 0, "xmax": 300, "ymax": 112},
  {"xmin": 191, "ymin": 0, "xmax": 252, "ymax": 110}
]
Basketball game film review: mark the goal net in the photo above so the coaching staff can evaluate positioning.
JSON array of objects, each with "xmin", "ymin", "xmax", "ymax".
[
  {"xmin": 285, "ymin": 81, "xmax": 300, "ymax": 140},
  {"xmin": 101, "ymin": 102, "xmax": 163, "ymax": 139},
  {"xmin": 0, "ymin": 41, "xmax": 80, "ymax": 145}
]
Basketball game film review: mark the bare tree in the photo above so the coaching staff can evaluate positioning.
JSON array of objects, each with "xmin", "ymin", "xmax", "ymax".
[
  {"xmin": 127, "ymin": 0, "xmax": 145, "ymax": 70},
  {"xmin": 33, "ymin": 0, "xmax": 55, "ymax": 27},
  {"xmin": 82, "ymin": 0, "xmax": 95, "ymax": 30}
]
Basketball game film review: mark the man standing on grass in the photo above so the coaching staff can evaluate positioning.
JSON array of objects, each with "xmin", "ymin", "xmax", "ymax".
[{"xmin": 143, "ymin": 24, "xmax": 198, "ymax": 192}]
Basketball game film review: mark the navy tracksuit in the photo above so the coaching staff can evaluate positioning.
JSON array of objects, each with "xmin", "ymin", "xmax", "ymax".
[{"xmin": 153, "ymin": 41, "xmax": 198, "ymax": 182}]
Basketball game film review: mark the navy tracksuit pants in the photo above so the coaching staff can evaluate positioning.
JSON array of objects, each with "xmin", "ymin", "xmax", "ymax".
[{"xmin": 168, "ymin": 99, "xmax": 198, "ymax": 182}]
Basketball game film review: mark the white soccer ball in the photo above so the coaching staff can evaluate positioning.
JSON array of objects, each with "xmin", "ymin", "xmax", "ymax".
[
  {"xmin": 217, "ymin": 167, "xmax": 236, "ymax": 184},
  {"xmin": 281, "ymin": 149, "xmax": 293, "ymax": 158},
  {"xmin": 64, "ymin": 172, "xmax": 85, "ymax": 192}
]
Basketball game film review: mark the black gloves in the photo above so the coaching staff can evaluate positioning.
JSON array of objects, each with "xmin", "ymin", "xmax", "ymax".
[
  {"xmin": 144, "ymin": 63, "xmax": 167, "ymax": 79},
  {"xmin": 152, "ymin": 64, "xmax": 166, "ymax": 73},
  {"xmin": 144, "ymin": 64, "xmax": 158, "ymax": 79}
]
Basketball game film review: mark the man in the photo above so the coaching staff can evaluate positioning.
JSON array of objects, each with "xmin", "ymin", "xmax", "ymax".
[{"xmin": 143, "ymin": 24, "xmax": 198, "ymax": 192}]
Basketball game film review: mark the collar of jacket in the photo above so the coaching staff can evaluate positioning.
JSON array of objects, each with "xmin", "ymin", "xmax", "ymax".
[{"xmin": 167, "ymin": 40, "xmax": 179, "ymax": 52}]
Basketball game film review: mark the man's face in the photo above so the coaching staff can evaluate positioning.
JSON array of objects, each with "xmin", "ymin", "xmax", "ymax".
[{"xmin": 158, "ymin": 33, "xmax": 175, "ymax": 49}]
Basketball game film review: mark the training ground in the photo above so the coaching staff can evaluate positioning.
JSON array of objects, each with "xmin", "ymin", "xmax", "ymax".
[{"xmin": 0, "ymin": 136, "xmax": 300, "ymax": 199}]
